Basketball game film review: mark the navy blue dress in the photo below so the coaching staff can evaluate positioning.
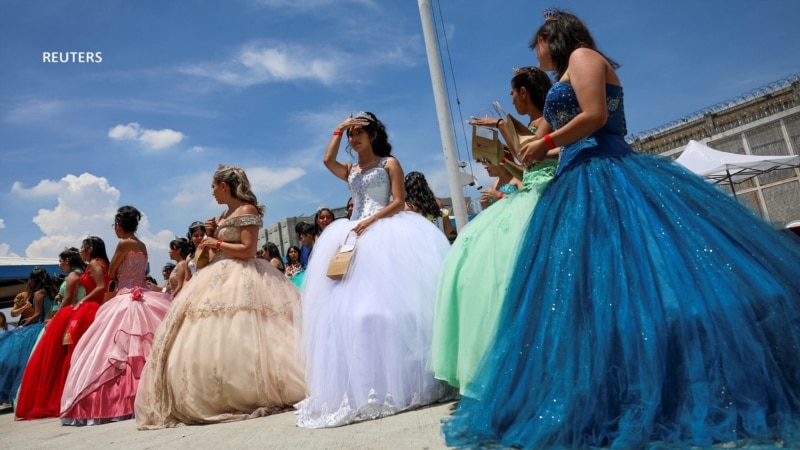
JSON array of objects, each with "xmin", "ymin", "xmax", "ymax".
[{"xmin": 443, "ymin": 82, "xmax": 800, "ymax": 449}]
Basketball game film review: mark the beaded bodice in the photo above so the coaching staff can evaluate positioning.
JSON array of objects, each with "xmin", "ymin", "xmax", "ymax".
[
  {"xmin": 348, "ymin": 158, "xmax": 390, "ymax": 221},
  {"xmin": 117, "ymin": 252, "xmax": 148, "ymax": 289},
  {"xmin": 213, "ymin": 214, "xmax": 263, "ymax": 261},
  {"xmin": 544, "ymin": 82, "xmax": 633, "ymax": 175}
]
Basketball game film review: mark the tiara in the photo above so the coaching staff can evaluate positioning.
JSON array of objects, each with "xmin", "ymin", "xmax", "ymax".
[
  {"xmin": 354, "ymin": 111, "xmax": 375, "ymax": 123},
  {"xmin": 513, "ymin": 66, "xmax": 537, "ymax": 74},
  {"xmin": 543, "ymin": 9, "xmax": 560, "ymax": 21}
]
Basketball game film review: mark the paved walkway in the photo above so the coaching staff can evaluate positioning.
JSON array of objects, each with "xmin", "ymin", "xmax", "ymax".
[{"xmin": 0, "ymin": 402, "xmax": 454, "ymax": 449}]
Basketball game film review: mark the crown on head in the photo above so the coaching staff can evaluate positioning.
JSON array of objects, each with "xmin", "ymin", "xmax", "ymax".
[{"xmin": 543, "ymin": 9, "xmax": 560, "ymax": 22}]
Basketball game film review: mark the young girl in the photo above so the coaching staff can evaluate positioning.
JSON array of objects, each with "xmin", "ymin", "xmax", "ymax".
[
  {"xmin": 61, "ymin": 206, "xmax": 172, "ymax": 425},
  {"xmin": 444, "ymin": 9, "xmax": 800, "ymax": 449},
  {"xmin": 297, "ymin": 112, "xmax": 451, "ymax": 428}
]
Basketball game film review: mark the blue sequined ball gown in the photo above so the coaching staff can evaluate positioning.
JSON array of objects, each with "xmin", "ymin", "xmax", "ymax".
[{"xmin": 443, "ymin": 82, "xmax": 800, "ymax": 449}]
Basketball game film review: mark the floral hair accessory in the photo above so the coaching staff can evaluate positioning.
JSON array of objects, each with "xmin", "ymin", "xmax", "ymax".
[{"xmin": 543, "ymin": 8, "xmax": 560, "ymax": 21}]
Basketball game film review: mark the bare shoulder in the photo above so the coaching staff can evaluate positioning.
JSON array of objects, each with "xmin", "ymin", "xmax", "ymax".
[
  {"xmin": 384, "ymin": 156, "xmax": 402, "ymax": 170},
  {"xmin": 241, "ymin": 203, "xmax": 259, "ymax": 215}
]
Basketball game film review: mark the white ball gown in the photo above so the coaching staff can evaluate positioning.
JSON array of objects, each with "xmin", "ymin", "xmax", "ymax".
[{"xmin": 296, "ymin": 157, "xmax": 452, "ymax": 428}]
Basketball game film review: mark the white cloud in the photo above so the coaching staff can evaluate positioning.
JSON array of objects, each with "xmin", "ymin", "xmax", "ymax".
[
  {"xmin": 139, "ymin": 128, "xmax": 184, "ymax": 150},
  {"xmin": 12, "ymin": 179, "xmax": 63, "ymax": 196},
  {"xmin": 4, "ymin": 99, "xmax": 64, "ymax": 123},
  {"xmin": 0, "ymin": 219, "xmax": 4, "ymax": 229},
  {"xmin": 0, "ymin": 243, "xmax": 19, "ymax": 257},
  {"xmin": 108, "ymin": 122, "xmax": 185, "ymax": 151},
  {"xmin": 108, "ymin": 123, "xmax": 140, "ymax": 140},
  {"xmin": 180, "ymin": 43, "xmax": 341, "ymax": 87},
  {"xmin": 15, "ymin": 173, "xmax": 169, "ymax": 263}
]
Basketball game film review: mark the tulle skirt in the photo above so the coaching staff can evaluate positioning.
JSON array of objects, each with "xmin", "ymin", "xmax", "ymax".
[
  {"xmin": 0, "ymin": 322, "xmax": 44, "ymax": 404},
  {"xmin": 134, "ymin": 256, "xmax": 306, "ymax": 429},
  {"xmin": 296, "ymin": 211, "xmax": 452, "ymax": 428},
  {"xmin": 61, "ymin": 287, "xmax": 172, "ymax": 425},
  {"xmin": 443, "ymin": 153, "xmax": 800, "ymax": 449},
  {"xmin": 432, "ymin": 163, "xmax": 554, "ymax": 392},
  {"xmin": 15, "ymin": 301, "xmax": 97, "ymax": 419}
]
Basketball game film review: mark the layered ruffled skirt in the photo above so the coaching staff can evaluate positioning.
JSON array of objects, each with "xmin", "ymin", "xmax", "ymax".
[{"xmin": 61, "ymin": 287, "xmax": 172, "ymax": 425}]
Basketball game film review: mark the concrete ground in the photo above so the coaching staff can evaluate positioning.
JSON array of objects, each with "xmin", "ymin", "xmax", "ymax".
[{"xmin": 0, "ymin": 402, "xmax": 454, "ymax": 449}]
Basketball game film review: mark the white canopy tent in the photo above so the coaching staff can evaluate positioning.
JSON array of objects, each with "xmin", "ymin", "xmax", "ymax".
[{"xmin": 675, "ymin": 140, "xmax": 800, "ymax": 195}]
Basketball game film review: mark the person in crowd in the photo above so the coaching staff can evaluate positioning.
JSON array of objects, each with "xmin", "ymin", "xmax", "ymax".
[
  {"xmin": 261, "ymin": 242, "xmax": 285, "ymax": 273},
  {"xmin": 149, "ymin": 262, "xmax": 176, "ymax": 294},
  {"xmin": 443, "ymin": 9, "xmax": 800, "ymax": 449},
  {"xmin": 345, "ymin": 197, "xmax": 354, "ymax": 220},
  {"xmin": 61, "ymin": 205, "xmax": 172, "ymax": 426},
  {"xmin": 16, "ymin": 247, "xmax": 92, "ymax": 419},
  {"xmin": 184, "ymin": 221, "xmax": 206, "ymax": 281},
  {"xmin": 432, "ymin": 66, "xmax": 556, "ymax": 394},
  {"xmin": 284, "ymin": 245, "xmax": 305, "ymax": 289},
  {"xmin": 295, "ymin": 222, "xmax": 316, "ymax": 269},
  {"xmin": 477, "ymin": 162, "xmax": 522, "ymax": 211},
  {"xmin": 10, "ymin": 290, "xmax": 33, "ymax": 323},
  {"xmin": 403, "ymin": 171, "xmax": 457, "ymax": 242},
  {"xmin": 284, "ymin": 245, "xmax": 303, "ymax": 278},
  {"xmin": 314, "ymin": 207, "xmax": 335, "ymax": 236},
  {"xmin": 64, "ymin": 236, "xmax": 111, "ymax": 349},
  {"xmin": 0, "ymin": 268, "xmax": 57, "ymax": 406},
  {"xmin": 135, "ymin": 164, "xmax": 306, "ymax": 429},
  {"xmin": 167, "ymin": 238, "xmax": 191, "ymax": 298},
  {"xmin": 0, "ymin": 312, "xmax": 12, "ymax": 334},
  {"xmin": 296, "ymin": 111, "xmax": 451, "ymax": 428}
]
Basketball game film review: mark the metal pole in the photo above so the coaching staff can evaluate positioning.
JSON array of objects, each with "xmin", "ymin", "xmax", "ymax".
[{"xmin": 417, "ymin": 0, "xmax": 469, "ymax": 229}]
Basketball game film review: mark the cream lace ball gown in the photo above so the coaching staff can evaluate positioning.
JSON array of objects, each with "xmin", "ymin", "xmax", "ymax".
[{"xmin": 134, "ymin": 215, "xmax": 307, "ymax": 428}]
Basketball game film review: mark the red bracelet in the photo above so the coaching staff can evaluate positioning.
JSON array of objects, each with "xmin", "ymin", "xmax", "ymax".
[
  {"xmin": 498, "ymin": 193, "xmax": 504, "ymax": 199},
  {"xmin": 544, "ymin": 134, "xmax": 556, "ymax": 150},
  {"xmin": 333, "ymin": 130, "xmax": 343, "ymax": 136},
  {"xmin": 501, "ymin": 156, "xmax": 508, "ymax": 164},
  {"xmin": 215, "ymin": 239, "xmax": 223, "ymax": 250}
]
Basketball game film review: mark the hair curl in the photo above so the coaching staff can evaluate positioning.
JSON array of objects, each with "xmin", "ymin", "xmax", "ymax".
[
  {"xmin": 213, "ymin": 165, "xmax": 265, "ymax": 216},
  {"xmin": 404, "ymin": 171, "xmax": 441, "ymax": 218},
  {"xmin": 115, "ymin": 206, "xmax": 142, "ymax": 233}
]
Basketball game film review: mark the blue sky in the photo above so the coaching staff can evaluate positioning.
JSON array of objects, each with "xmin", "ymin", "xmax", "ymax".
[{"xmin": 1, "ymin": 0, "xmax": 799, "ymax": 276}]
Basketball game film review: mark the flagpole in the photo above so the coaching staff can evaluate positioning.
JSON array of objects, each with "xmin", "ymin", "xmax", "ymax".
[{"xmin": 417, "ymin": 0, "xmax": 469, "ymax": 229}]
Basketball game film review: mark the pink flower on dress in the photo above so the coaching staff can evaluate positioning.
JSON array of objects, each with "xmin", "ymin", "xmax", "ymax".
[{"xmin": 131, "ymin": 286, "xmax": 144, "ymax": 301}]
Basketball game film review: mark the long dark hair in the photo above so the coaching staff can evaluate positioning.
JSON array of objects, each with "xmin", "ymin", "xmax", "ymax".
[
  {"xmin": 530, "ymin": 9, "xmax": 619, "ymax": 80},
  {"xmin": 186, "ymin": 220, "xmax": 205, "ymax": 258},
  {"xmin": 404, "ymin": 171, "xmax": 441, "ymax": 218},
  {"xmin": 511, "ymin": 67, "xmax": 553, "ymax": 113},
  {"xmin": 27, "ymin": 266, "xmax": 58, "ymax": 301},
  {"xmin": 82, "ymin": 236, "xmax": 110, "ymax": 266},
  {"xmin": 170, "ymin": 237, "xmax": 192, "ymax": 259},
  {"xmin": 286, "ymin": 245, "xmax": 301, "ymax": 264},
  {"xmin": 347, "ymin": 111, "xmax": 392, "ymax": 157}
]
